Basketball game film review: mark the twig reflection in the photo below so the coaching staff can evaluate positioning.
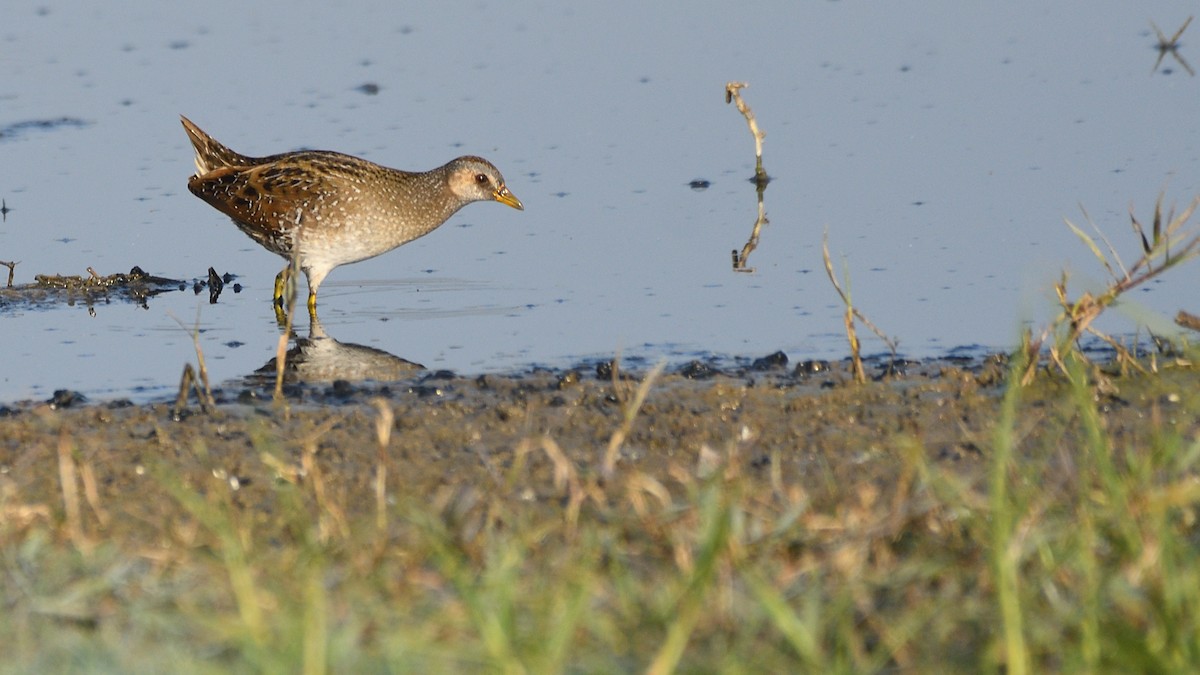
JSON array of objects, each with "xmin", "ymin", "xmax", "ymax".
[
  {"xmin": 731, "ymin": 178, "xmax": 768, "ymax": 273},
  {"xmin": 1151, "ymin": 16, "xmax": 1194, "ymax": 76}
]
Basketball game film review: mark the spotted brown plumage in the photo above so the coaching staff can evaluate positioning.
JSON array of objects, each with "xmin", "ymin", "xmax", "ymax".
[{"xmin": 180, "ymin": 115, "xmax": 523, "ymax": 314}]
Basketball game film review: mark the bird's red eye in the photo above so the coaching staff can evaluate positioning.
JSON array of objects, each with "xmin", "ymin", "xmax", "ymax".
[{"xmin": 475, "ymin": 173, "xmax": 489, "ymax": 185}]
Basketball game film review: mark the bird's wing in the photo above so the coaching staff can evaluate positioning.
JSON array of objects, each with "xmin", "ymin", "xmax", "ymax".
[{"xmin": 187, "ymin": 162, "xmax": 327, "ymax": 238}]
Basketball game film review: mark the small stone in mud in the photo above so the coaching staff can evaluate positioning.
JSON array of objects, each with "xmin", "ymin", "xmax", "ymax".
[
  {"xmin": 410, "ymin": 385, "xmax": 444, "ymax": 398},
  {"xmin": 751, "ymin": 351, "xmax": 788, "ymax": 371},
  {"xmin": 794, "ymin": 360, "xmax": 830, "ymax": 377},
  {"xmin": 679, "ymin": 360, "xmax": 718, "ymax": 380},
  {"xmin": 49, "ymin": 389, "xmax": 86, "ymax": 409},
  {"xmin": 556, "ymin": 371, "xmax": 581, "ymax": 390},
  {"xmin": 874, "ymin": 359, "xmax": 916, "ymax": 379}
]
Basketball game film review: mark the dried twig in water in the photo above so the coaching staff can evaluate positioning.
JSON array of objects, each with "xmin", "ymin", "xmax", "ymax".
[
  {"xmin": 725, "ymin": 82, "xmax": 768, "ymax": 184},
  {"xmin": 822, "ymin": 228, "xmax": 898, "ymax": 384},
  {"xmin": 0, "ymin": 260, "xmax": 17, "ymax": 287}
]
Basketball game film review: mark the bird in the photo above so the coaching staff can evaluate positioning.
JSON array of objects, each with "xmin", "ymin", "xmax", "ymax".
[{"xmin": 181, "ymin": 115, "xmax": 523, "ymax": 315}]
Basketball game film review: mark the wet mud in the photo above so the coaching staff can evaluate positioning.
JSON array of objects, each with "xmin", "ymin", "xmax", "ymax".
[{"xmin": 3, "ymin": 352, "xmax": 1195, "ymax": 543}]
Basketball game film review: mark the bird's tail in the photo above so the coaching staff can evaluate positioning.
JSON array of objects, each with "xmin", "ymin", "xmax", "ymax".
[{"xmin": 180, "ymin": 115, "xmax": 253, "ymax": 175}]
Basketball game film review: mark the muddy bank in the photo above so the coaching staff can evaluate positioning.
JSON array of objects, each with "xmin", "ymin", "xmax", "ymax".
[
  {"xmin": 2, "ymin": 355, "xmax": 1193, "ymax": 536},
  {"xmin": 3, "ymin": 354, "xmax": 1199, "ymax": 670}
]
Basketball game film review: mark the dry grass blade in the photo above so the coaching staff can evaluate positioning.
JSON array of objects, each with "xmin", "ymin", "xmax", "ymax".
[
  {"xmin": 515, "ymin": 435, "xmax": 592, "ymax": 531},
  {"xmin": 1128, "ymin": 193, "xmax": 1168, "ymax": 256},
  {"xmin": 1066, "ymin": 207, "xmax": 1122, "ymax": 281},
  {"xmin": 79, "ymin": 460, "xmax": 110, "ymax": 530},
  {"xmin": 1029, "ymin": 194, "xmax": 1200, "ymax": 383},
  {"xmin": 301, "ymin": 417, "xmax": 349, "ymax": 542},
  {"xmin": 57, "ymin": 429, "xmax": 88, "ymax": 552},
  {"xmin": 822, "ymin": 228, "xmax": 898, "ymax": 383},
  {"xmin": 168, "ymin": 309, "xmax": 217, "ymax": 416},
  {"xmin": 821, "ymin": 230, "xmax": 864, "ymax": 382},
  {"xmin": 372, "ymin": 398, "xmax": 394, "ymax": 532},
  {"xmin": 603, "ymin": 360, "xmax": 666, "ymax": 478}
]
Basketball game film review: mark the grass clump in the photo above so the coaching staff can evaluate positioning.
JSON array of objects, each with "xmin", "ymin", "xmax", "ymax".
[{"xmin": 1023, "ymin": 193, "xmax": 1200, "ymax": 383}]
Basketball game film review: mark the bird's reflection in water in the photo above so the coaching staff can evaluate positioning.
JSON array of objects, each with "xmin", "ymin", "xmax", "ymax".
[{"xmin": 253, "ymin": 313, "xmax": 424, "ymax": 385}]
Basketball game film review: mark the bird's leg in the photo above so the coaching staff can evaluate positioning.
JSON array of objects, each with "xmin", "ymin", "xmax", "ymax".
[
  {"xmin": 272, "ymin": 266, "xmax": 288, "ymax": 326},
  {"xmin": 307, "ymin": 290, "xmax": 318, "ymax": 316},
  {"xmin": 273, "ymin": 266, "xmax": 289, "ymax": 307},
  {"xmin": 273, "ymin": 300, "xmax": 289, "ymax": 328}
]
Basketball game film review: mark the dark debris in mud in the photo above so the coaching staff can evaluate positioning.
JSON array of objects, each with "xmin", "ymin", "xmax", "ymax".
[
  {"xmin": 0, "ymin": 266, "xmax": 186, "ymax": 310},
  {"xmin": 146, "ymin": 349, "xmax": 1012, "ymax": 417},
  {"xmin": 0, "ymin": 265, "xmax": 239, "ymax": 311}
]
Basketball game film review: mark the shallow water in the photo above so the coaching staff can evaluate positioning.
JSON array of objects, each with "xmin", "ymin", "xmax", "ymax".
[{"xmin": 1, "ymin": 1, "xmax": 1197, "ymax": 402}]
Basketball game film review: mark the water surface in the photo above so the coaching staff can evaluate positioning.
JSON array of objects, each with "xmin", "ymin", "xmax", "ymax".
[{"xmin": 1, "ymin": 1, "xmax": 1197, "ymax": 402}]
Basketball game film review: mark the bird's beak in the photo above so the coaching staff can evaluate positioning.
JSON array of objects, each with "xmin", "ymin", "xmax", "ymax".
[{"xmin": 493, "ymin": 185, "xmax": 524, "ymax": 211}]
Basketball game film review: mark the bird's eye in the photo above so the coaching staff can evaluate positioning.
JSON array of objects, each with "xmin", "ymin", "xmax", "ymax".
[{"xmin": 474, "ymin": 173, "xmax": 489, "ymax": 185}]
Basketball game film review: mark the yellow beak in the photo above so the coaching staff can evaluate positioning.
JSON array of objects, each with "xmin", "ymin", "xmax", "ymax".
[{"xmin": 493, "ymin": 186, "xmax": 524, "ymax": 211}]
